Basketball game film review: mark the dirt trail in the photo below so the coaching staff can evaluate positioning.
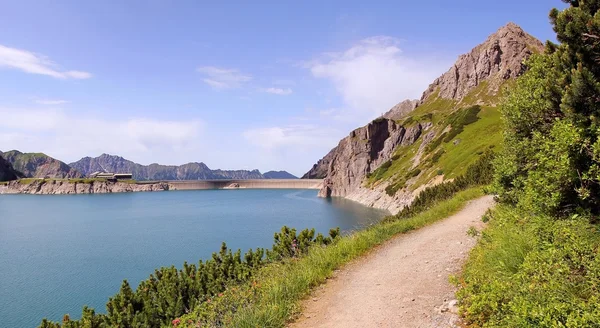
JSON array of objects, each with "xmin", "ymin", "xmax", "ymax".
[{"xmin": 290, "ymin": 196, "xmax": 495, "ymax": 328}]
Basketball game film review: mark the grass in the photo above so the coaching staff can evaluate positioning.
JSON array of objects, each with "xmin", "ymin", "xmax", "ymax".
[
  {"xmin": 365, "ymin": 82, "xmax": 504, "ymax": 194},
  {"xmin": 458, "ymin": 205, "xmax": 600, "ymax": 327},
  {"xmin": 181, "ymin": 187, "xmax": 485, "ymax": 327},
  {"xmin": 18, "ymin": 178, "xmax": 40, "ymax": 184},
  {"xmin": 433, "ymin": 106, "xmax": 502, "ymax": 178}
]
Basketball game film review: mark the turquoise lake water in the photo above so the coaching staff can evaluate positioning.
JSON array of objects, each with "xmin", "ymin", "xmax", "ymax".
[{"xmin": 0, "ymin": 189, "xmax": 387, "ymax": 328}]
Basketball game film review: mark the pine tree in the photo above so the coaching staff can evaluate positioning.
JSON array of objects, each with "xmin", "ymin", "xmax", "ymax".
[{"xmin": 495, "ymin": 1, "xmax": 600, "ymax": 216}]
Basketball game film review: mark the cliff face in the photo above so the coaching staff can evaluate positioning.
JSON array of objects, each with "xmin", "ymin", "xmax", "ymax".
[
  {"xmin": 69, "ymin": 154, "xmax": 267, "ymax": 180},
  {"xmin": 0, "ymin": 155, "xmax": 23, "ymax": 182},
  {"xmin": 1, "ymin": 179, "xmax": 170, "ymax": 195},
  {"xmin": 312, "ymin": 119, "xmax": 426, "ymax": 198},
  {"xmin": 304, "ymin": 23, "xmax": 544, "ymax": 213},
  {"xmin": 420, "ymin": 22, "xmax": 544, "ymax": 102},
  {"xmin": 1, "ymin": 150, "xmax": 82, "ymax": 179}
]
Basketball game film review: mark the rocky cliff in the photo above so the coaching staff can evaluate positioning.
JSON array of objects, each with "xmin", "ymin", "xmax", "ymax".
[
  {"xmin": 0, "ymin": 155, "xmax": 23, "ymax": 182},
  {"xmin": 420, "ymin": 22, "xmax": 544, "ymax": 103},
  {"xmin": 383, "ymin": 99, "xmax": 419, "ymax": 120},
  {"xmin": 1, "ymin": 150, "xmax": 82, "ymax": 179},
  {"xmin": 1, "ymin": 179, "xmax": 170, "ymax": 195},
  {"xmin": 304, "ymin": 23, "xmax": 544, "ymax": 213},
  {"xmin": 315, "ymin": 119, "xmax": 426, "ymax": 200},
  {"xmin": 69, "ymin": 154, "xmax": 266, "ymax": 180}
]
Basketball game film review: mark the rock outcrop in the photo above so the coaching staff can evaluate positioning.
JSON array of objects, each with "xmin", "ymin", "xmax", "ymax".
[
  {"xmin": 383, "ymin": 99, "xmax": 419, "ymax": 120},
  {"xmin": 1, "ymin": 179, "xmax": 170, "ymax": 195},
  {"xmin": 306, "ymin": 119, "xmax": 425, "ymax": 198},
  {"xmin": 420, "ymin": 22, "xmax": 544, "ymax": 103},
  {"xmin": 1, "ymin": 150, "xmax": 82, "ymax": 179},
  {"xmin": 70, "ymin": 154, "xmax": 265, "ymax": 180},
  {"xmin": 303, "ymin": 23, "xmax": 544, "ymax": 213},
  {"xmin": 0, "ymin": 155, "xmax": 23, "ymax": 182}
]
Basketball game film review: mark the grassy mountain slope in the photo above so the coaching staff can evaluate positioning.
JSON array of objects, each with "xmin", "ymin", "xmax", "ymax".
[{"xmin": 0, "ymin": 150, "xmax": 82, "ymax": 179}]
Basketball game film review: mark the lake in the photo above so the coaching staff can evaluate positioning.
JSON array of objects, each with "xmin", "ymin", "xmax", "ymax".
[{"xmin": 0, "ymin": 189, "xmax": 387, "ymax": 327}]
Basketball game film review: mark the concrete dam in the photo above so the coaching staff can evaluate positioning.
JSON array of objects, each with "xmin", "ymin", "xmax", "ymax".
[{"xmin": 165, "ymin": 179, "xmax": 323, "ymax": 191}]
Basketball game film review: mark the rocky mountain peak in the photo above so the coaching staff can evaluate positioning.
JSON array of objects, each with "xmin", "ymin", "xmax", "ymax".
[{"xmin": 420, "ymin": 22, "xmax": 544, "ymax": 103}]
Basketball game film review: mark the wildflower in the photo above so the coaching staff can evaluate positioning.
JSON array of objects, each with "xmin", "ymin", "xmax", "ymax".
[
  {"xmin": 172, "ymin": 318, "xmax": 181, "ymax": 326},
  {"xmin": 218, "ymin": 293, "xmax": 224, "ymax": 297}
]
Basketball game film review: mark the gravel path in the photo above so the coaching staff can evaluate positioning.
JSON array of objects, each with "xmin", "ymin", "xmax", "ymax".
[{"xmin": 290, "ymin": 196, "xmax": 495, "ymax": 328}]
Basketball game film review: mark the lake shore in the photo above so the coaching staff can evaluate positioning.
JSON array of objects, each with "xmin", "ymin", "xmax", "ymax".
[{"xmin": 0, "ymin": 179, "xmax": 323, "ymax": 195}]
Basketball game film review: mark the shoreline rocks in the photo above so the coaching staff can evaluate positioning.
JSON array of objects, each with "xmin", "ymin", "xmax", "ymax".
[{"xmin": 1, "ymin": 180, "xmax": 170, "ymax": 195}]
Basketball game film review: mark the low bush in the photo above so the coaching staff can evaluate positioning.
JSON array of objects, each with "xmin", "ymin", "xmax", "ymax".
[
  {"xmin": 39, "ymin": 227, "xmax": 340, "ymax": 328},
  {"xmin": 458, "ymin": 206, "xmax": 600, "ymax": 327},
  {"xmin": 368, "ymin": 160, "xmax": 393, "ymax": 182},
  {"xmin": 427, "ymin": 133, "xmax": 447, "ymax": 152},
  {"xmin": 431, "ymin": 149, "xmax": 444, "ymax": 163},
  {"xmin": 442, "ymin": 106, "xmax": 481, "ymax": 143}
]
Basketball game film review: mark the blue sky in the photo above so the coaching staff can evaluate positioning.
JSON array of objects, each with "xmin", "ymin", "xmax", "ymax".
[{"xmin": 0, "ymin": 1, "xmax": 565, "ymax": 176}]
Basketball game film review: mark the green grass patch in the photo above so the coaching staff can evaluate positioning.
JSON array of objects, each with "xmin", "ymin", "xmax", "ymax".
[
  {"xmin": 182, "ymin": 187, "xmax": 485, "ymax": 327},
  {"xmin": 18, "ymin": 178, "xmax": 40, "ymax": 184},
  {"xmin": 458, "ymin": 205, "xmax": 600, "ymax": 327},
  {"xmin": 442, "ymin": 105, "xmax": 482, "ymax": 143},
  {"xmin": 434, "ymin": 106, "xmax": 502, "ymax": 179}
]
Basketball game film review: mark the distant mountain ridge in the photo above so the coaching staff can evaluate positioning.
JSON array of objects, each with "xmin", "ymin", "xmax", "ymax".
[
  {"xmin": 0, "ymin": 154, "xmax": 23, "ymax": 182},
  {"xmin": 0, "ymin": 151, "xmax": 296, "ymax": 182},
  {"xmin": 263, "ymin": 171, "xmax": 298, "ymax": 179},
  {"xmin": 1, "ymin": 150, "xmax": 82, "ymax": 179},
  {"xmin": 69, "ymin": 154, "xmax": 291, "ymax": 181}
]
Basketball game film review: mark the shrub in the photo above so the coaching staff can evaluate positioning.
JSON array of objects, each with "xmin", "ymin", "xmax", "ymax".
[
  {"xmin": 458, "ymin": 206, "xmax": 600, "ymax": 327},
  {"xmin": 427, "ymin": 133, "xmax": 447, "ymax": 152},
  {"xmin": 39, "ymin": 226, "xmax": 340, "ymax": 328},
  {"xmin": 390, "ymin": 150, "xmax": 494, "ymax": 220},
  {"xmin": 442, "ymin": 105, "xmax": 481, "ymax": 143},
  {"xmin": 431, "ymin": 149, "xmax": 444, "ymax": 163},
  {"xmin": 407, "ymin": 168, "xmax": 421, "ymax": 178}
]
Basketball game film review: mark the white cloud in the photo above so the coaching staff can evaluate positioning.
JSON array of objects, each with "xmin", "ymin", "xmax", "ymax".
[
  {"xmin": 261, "ymin": 87, "xmax": 293, "ymax": 95},
  {"xmin": 243, "ymin": 124, "xmax": 340, "ymax": 151},
  {"xmin": 0, "ymin": 107, "xmax": 203, "ymax": 163},
  {"xmin": 34, "ymin": 99, "xmax": 69, "ymax": 105},
  {"xmin": 196, "ymin": 66, "xmax": 251, "ymax": 90},
  {"xmin": 0, "ymin": 44, "xmax": 92, "ymax": 79},
  {"xmin": 307, "ymin": 36, "xmax": 449, "ymax": 122}
]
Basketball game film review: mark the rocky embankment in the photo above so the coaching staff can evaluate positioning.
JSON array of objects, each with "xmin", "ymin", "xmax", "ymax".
[{"xmin": 0, "ymin": 180, "xmax": 170, "ymax": 195}]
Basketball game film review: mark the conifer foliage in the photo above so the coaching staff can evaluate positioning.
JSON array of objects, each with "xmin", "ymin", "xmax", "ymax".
[
  {"xmin": 494, "ymin": 0, "xmax": 600, "ymax": 216},
  {"xmin": 38, "ymin": 227, "xmax": 339, "ymax": 328}
]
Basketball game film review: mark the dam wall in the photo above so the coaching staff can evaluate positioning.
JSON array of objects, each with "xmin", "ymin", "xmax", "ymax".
[{"xmin": 167, "ymin": 179, "xmax": 323, "ymax": 191}]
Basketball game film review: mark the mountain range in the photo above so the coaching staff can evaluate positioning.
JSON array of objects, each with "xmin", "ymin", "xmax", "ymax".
[
  {"xmin": 0, "ymin": 152, "xmax": 296, "ymax": 181},
  {"xmin": 303, "ymin": 22, "xmax": 544, "ymax": 213}
]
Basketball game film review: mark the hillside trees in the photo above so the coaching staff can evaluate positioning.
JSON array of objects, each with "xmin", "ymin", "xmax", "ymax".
[{"xmin": 494, "ymin": 0, "xmax": 600, "ymax": 216}]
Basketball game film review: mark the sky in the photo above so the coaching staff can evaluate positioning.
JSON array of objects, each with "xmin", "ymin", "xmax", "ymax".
[{"xmin": 0, "ymin": 1, "xmax": 566, "ymax": 176}]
